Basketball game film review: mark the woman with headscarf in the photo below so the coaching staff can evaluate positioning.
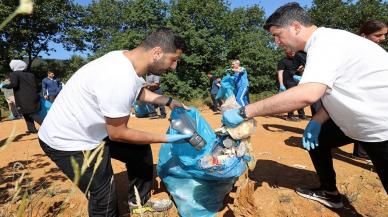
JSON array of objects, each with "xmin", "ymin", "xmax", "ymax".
[{"xmin": 0, "ymin": 60, "xmax": 42, "ymax": 133}]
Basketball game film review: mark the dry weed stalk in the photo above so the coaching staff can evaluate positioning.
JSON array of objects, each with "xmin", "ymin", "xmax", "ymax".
[{"xmin": 134, "ymin": 185, "xmax": 144, "ymax": 217}]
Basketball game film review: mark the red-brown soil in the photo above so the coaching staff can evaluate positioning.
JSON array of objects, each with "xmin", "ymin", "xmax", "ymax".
[{"xmin": 0, "ymin": 107, "xmax": 387, "ymax": 216}]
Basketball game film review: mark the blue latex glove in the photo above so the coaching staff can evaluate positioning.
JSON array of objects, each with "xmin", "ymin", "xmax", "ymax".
[
  {"xmin": 222, "ymin": 108, "xmax": 244, "ymax": 128},
  {"xmin": 293, "ymin": 75, "xmax": 302, "ymax": 82},
  {"xmin": 302, "ymin": 120, "xmax": 321, "ymax": 151},
  {"xmin": 279, "ymin": 84, "xmax": 286, "ymax": 92},
  {"xmin": 166, "ymin": 133, "xmax": 192, "ymax": 143},
  {"xmin": 0, "ymin": 83, "xmax": 4, "ymax": 88}
]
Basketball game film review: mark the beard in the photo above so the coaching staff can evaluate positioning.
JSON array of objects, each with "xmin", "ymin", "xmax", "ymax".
[{"xmin": 147, "ymin": 57, "xmax": 169, "ymax": 75}]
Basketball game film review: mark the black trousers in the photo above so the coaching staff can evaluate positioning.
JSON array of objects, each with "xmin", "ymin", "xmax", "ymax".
[
  {"xmin": 309, "ymin": 119, "xmax": 388, "ymax": 193},
  {"xmin": 210, "ymin": 94, "xmax": 221, "ymax": 112},
  {"xmin": 39, "ymin": 137, "xmax": 153, "ymax": 217},
  {"xmin": 23, "ymin": 112, "xmax": 43, "ymax": 132}
]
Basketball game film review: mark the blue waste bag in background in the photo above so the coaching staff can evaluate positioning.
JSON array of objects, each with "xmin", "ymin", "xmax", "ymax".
[
  {"xmin": 157, "ymin": 108, "xmax": 248, "ymax": 217},
  {"xmin": 133, "ymin": 101, "xmax": 154, "ymax": 118},
  {"xmin": 39, "ymin": 97, "xmax": 52, "ymax": 119},
  {"xmin": 216, "ymin": 74, "xmax": 236, "ymax": 101}
]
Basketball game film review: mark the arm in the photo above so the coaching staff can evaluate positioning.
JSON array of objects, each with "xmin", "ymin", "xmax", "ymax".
[
  {"xmin": 138, "ymin": 87, "xmax": 189, "ymax": 110},
  {"xmin": 245, "ymin": 82, "xmax": 327, "ymax": 118},
  {"xmin": 311, "ymin": 106, "xmax": 330, "ymax": 125},
  {"xmin": 277, "ymin": 70, "xmax": 285, "ymax": 87},
  {"xmin": 42, "ymin": 79, "xmax": 48, "ymax": 98},
  {"xmin": 2, "ymin": 73, "xmax": 19, "ymax": 89},
  {"xmin": 145, "ymin": 82, "xmax": 160, "ymax": 91},
  {"xmin": 105, "ymin": 116, "xmax": 168, "ymax": 144}
]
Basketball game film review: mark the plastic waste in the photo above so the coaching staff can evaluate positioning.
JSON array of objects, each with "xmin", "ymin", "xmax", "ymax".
[{"xmin": 170, "ymin": 109, "xmax": 206, "ymax": 151}]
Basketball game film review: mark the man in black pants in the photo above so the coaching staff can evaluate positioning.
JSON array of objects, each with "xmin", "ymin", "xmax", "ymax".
[
  {"xmin": 222, "ymin": 3, "xmax": 388, "ymax": 210},
  {"xmin": 38, "ymin": 28, "xmax": 191, "ymax": 216},
  {"xmin": 0, "ymin": 60, "xmax": 42, "ymax": 133},
  {"xmin": 277, "ymin": 50, "xmax": 306, "ymax": 121}
]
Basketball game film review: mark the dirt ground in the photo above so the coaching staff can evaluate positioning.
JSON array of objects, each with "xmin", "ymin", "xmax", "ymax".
[{"xmin": 0, "ymin": 107, "xmax": 387, "ymax": 217}]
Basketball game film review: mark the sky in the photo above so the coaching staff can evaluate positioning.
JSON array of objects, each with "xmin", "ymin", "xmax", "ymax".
[{"xmin": 42, "ymin": 0, "xmax": 312, "ymax": 59}]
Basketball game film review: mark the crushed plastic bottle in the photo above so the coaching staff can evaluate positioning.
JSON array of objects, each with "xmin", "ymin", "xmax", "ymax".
[{"xmin": 170, "ymin": 110, "xmax": 206, "ymax": 150}]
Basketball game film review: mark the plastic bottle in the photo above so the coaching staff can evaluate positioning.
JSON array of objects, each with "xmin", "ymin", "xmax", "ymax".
[{"xmin": 170, "ymin": 110, "xmax": 206, "ymax": 151}]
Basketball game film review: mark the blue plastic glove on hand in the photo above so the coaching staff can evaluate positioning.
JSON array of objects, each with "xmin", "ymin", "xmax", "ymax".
[
  {"xmin": 0, "ymin": 83, "xmax": 4, "ymax": 88},
  {"xmin": 166, "ymin": 133, "xmax": 193, "ymax": 143},
  {"xmin": 302, "ymin": 120, "xmax": 321, "ymax": 151},
  {"xmin": 222, "ymin": 108, "xmax": 244, "ymax": 128},
  {"xmin": 293, "ymin": 75, "xmax": 302, "ymax": 82},
  {"xmin": 279, "ymin": 84, "xmax": 286, "ymax": 92}
]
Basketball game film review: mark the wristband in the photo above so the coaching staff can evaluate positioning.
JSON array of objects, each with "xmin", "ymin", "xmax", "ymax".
[
  {"xmin": 166, "ymin": 97, "xmax": 173, "ymax": 106},
  {"xmin": 239, "ymin": 106, "xmax": 248, "ymax": 120}
]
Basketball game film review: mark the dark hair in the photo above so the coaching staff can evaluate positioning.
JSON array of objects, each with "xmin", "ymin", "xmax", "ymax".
[
  {"xmin": 139, "ymin": 27, "xmax": 185, "ymax": 53},
  {"xmin": 359, "ymin": 20, "xmax": 387, "ymax": 36},
  {"xmin": 264, "ymin": 2, "xmax": 313, "ymax": 31}
]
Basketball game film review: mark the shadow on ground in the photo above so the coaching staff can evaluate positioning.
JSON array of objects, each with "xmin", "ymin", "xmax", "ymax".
[{"xmin": 248, "ymin": 159, "xmax": 363, "ymax": 217}]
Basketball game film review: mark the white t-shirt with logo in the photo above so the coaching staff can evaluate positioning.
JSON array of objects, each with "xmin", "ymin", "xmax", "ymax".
[
  {"xmin": 300, "ymin": 27, "xmax": 388, "ymax": 142},
  {"xmin": 38, "ymin": 51, "xmax": 145, "ymax": 151}
]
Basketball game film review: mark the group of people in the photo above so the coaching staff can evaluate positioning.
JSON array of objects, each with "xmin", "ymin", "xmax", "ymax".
[
  {"xmin": 0, "ymin": 61, "xmax": 62, "ymax": 133},
  {"xmin": 0, "ymin": 2, "xmax": 386, "ymax": 216},
  {"xmin": 208, "ymin": 59, "xmax": 250, "ymax": 112}
]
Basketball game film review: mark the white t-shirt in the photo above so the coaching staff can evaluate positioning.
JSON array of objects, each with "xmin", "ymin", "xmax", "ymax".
[
  {"xmin": 39, "ymin": 51, "xmax": 145, "ymax": 151},
  {"xmin": 300, "ymin": 27, "xmax": 388, "ymax": 142}
]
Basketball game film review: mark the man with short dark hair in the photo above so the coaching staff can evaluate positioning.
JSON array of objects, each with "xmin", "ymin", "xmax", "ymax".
[
  {"xmin": 42, "ymin": 71, "xmax": 62, "ymax": 103},
  {"xmin": 38, "ymin": 28, "xmax": 190, "ymax": 216},
  {"xmin": 277, "ymin": 50, "xmax": 306, "ymax": 121},
  {"xmin": 221, "ymin": 2, "xmax": 388, "ymax": 209}
]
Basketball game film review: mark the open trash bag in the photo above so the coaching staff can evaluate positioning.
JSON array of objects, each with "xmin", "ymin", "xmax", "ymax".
[
  {"xmin": 157, "ymin": 107, "xmax": 251, "ymax": 217},
  {"xmin": 39, "ymin": 97, "xmax": 52, "ymax": 119}
]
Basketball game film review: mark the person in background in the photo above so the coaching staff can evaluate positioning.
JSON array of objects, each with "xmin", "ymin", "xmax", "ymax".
[
  {"xmin": 222, "ymin": 3, "xmax": 388, "ymax": 209},
  {"xmin": 231, "ymin": 59, "xmax": 249, "ymax": 106},
  {"xmin": 42, "ymin": 71, "xmax": 62, "ymax": 103},
  {"xmin": 145, "ymin": 72, "xmax": 167, "ymax": 119},
  {"xmin": 277, "ymin": 50, "xmax": 306, "ymax": 121},
  {"xmin": 292, "ymin": 50, "xmax": 321, "ymax": 116},
  {"xmin": 38, "ymin": 28, "xmax": 190, "ymax": 216},
  {"xmin": 359, "ymin": 20, "xmax": 387, "ymax": 44},
  {"xmin": 352, "ymin": 20, "xmax": 388, "ymax": 160},
  {"xmin": 210, "ymin": 75, "xmax": 221, "ymax": 112},
  {"xmin": 0, "ymin": 60, "xmax": 42, "ymax": 133},
  {"xmin": 1, "ymin": 74, "xmax": 22, "ymax": 120}
]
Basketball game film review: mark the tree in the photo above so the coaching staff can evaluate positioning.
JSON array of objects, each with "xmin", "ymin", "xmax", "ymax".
[
  {"xmin": 309, "ymin": 0, "xmax": 388, "ymax": 49},
  {"xmin": 0, "ymin": 0, "xmax": 80, "ymax": 72},
  {"xmin": 69, "ymin": 0, "xmax": 168, "ymax": 58}
]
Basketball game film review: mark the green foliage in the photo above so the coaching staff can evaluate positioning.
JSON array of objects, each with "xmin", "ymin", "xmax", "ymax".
[
  {"xmin": 2, "ymin": 0, "xmax": 387, "ymax": 101},
  {"xmin": 0, "ymin": 0, "xmax": 79, "ymax": 72},
  {"xmin": 309, "ymin": 0, "xmax": 388, "ymax": 50}
]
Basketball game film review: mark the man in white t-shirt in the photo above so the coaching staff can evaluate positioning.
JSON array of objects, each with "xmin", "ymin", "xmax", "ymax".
[
  {"xmin": 221, "ymin": 3, "xmax": 388, "ymax": 209},
  {"xmin": 38, "ymin": 28, "xmax": 190, "ymax": 216}
]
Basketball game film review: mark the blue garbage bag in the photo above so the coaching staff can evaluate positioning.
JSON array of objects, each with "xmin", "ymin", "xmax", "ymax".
[
  {"xmin": 39, "ymin": 97, "xmax": 52, "ymax": 119},
  {"xmin": 133, "ymin": 101, "xmax": 154, "ymax": 118},
  {"xmin": 216, "ymin": 74, "xmax": 236, "ymax": 101},
  {"xmin": 157, "ymin": 108, "xmax": 248, "ymax": 217}
]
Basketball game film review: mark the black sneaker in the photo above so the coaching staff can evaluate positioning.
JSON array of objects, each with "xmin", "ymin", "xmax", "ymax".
[
  {"xmin": 299, "ymin": 115, "xmax": 308, "ymax": 120},
  {"xmin": 285, "ymin": 116, "xmax": 299, "ymax": 121},
  {"xmin": 295, "ymin": 187, "xmax": 344, "ymax": 209}
]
